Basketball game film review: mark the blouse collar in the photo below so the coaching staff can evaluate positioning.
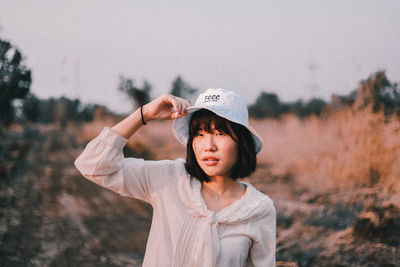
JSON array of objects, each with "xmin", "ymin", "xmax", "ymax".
[{"xmin": 189, "ymin": 177, "xmax": 271, "ymax": 224}]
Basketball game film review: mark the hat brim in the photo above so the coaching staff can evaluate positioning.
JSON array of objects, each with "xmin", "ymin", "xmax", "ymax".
[{"xmin": 173, "ymin": 106, "xmax": 263, "ymax": 154}]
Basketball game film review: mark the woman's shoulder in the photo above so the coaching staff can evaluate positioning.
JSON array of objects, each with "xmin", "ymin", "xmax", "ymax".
[
  {"xmin": 170, "ymin": 157, "xmax": 187, "ymax": 173},
  {"xmin": 243, "ymin": 182, "xmax": 274, "ymax": 205},
  {"xmin": 243, "ymin": 182, "xmax": 275, "ymax": 217},
  {"xmin": 217, "ymin": 182, "xmax": 274, "ymax": 224}
]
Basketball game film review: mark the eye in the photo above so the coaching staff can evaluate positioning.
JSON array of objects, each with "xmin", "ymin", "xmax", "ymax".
[
  {"xmin": 194, "ymin": 131, "xmax": 205, "ymax": 137},
  {"xmin": 216, "ymin": 132, "xmax": 224, "ymax": 136}
]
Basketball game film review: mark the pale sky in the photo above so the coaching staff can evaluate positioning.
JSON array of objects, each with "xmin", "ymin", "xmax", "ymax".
[{"xmin": 1, "ymin": 0, "xmax": 399, "ymax": 113}]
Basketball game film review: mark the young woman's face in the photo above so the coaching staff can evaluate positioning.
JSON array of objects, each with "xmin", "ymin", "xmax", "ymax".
[{"xmin": 192, "ymin": 125, "xmax": 238, "ymax": 180}]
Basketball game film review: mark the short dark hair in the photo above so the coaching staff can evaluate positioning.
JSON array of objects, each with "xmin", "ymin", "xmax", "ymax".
[{"xmin": 185, "ymin": 109, "xmax": 257, "ymax": 183}]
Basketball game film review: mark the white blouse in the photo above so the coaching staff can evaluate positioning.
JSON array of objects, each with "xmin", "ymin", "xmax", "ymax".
[{"xmin": 74, "ymin": 127, "xmax": 276, "ymax": 267}]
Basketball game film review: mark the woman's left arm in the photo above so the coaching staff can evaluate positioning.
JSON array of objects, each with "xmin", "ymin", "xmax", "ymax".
[{"xmin": 249, "ymin": 205, "xmax": 277, "ymax": 267}]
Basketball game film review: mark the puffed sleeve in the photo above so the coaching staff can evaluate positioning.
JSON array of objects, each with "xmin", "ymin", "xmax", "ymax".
[
  {"xmin": 248, "ymin": 204, "xmax": 276, "ymax": 267},
  {"xmin": 74, "ymin": 127, "xmax": 179, "ymax": 203}
]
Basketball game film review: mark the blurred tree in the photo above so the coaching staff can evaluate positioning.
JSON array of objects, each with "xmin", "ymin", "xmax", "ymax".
[
  {"xmin": 23, "ymin": 94, "xmax": 96, "ymax": 124},
  {"xmin": 170, "ymin": 76, "xmax": 198, "ymax": 104},
  {"xmin": 0, "ymin": 39, "xmax": 31, "ymax": 125},
  {"xmin": 386, "ymin": 82, "xmax": 400, "ymax": 117},
  {"xmin": 248, "ymin": 92, "xmax": 327, "ymax": 118},
  {"xmin": 287, "ymin": 99, "xmax": 307, "ymax": 118},
  {"xmin": 248, "ymin": 92, "xmax": 283, "ymax": 118},
  {"xmin": 66, "ymin": 98, "xmax": 82, "ymax": 121},
  {"xmin": 305, "ymin": 98, "xmax": 327, "ymax": 116},
  {"xmin": 39, "ymin": 98, "xmax": 56, "ymax": 123},
  {"xmin": 335, "ymin": 71, "xmax": 400, "ymax": 117},
  {"xmin": 367, "ymin": 72, "xmax": 399, "ymax": 116},
  {"xmin": 79, "ymin": 103, "xmax": 98, "ymax": 122},
  {"xmin": 118, "ymin": 75, "xmax": 151, "ymax": 107},
  {"xmin": 22, "ymin": 93, "xmax": 40, "ymax": 122}
]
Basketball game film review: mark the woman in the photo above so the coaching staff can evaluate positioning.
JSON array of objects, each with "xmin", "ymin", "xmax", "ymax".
[{"xmin": 75, "ymin": 88, "xmax": 276, "ymax": 267}]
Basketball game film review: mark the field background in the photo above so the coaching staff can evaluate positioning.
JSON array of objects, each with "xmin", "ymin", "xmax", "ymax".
[{"xmin": 1, "ymin": 73, "xmax": 400, "ymax": 267}]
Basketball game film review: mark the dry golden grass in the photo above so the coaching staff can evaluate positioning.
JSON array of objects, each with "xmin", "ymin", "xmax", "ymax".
[{"xmin": 253, "ymin": 107, "xmax": 400, "ymax": 193}]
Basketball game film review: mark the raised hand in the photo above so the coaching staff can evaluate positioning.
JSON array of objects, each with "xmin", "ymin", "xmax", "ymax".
[
  {"xmin": 143, "ymin": 94, "xmax": 190, "ymax": 122},
  {"xmin": 111, "ymin": 94, "xmax": 190, "ymax": 139}
]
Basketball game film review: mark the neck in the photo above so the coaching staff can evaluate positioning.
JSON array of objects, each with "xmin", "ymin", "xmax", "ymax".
[{"xmin": 203, "ymin": 176, "xmax": 240, "ymax": 195}]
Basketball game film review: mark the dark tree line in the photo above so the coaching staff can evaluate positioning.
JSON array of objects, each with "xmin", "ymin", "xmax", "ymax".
[
  {"xmin": 248, "ymin": 92, "xmax": 327, "ymax": 119},
  {"xmin": 21, "ymin": 94, "xmax": 97, "ymax": 124},
  {"xmin": 248, "ymin": 71, "xmax": 400, "ymax": 119}
]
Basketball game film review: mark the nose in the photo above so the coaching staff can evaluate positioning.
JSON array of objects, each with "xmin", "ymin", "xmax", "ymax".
[{"xmin": 204, "ymin": 135, "xmax": 217, "ymax": 151}]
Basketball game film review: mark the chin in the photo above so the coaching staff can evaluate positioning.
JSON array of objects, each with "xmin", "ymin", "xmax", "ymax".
[{"xmin": 203, "ymin": 170, "xmax": 228, "ymax": 179}]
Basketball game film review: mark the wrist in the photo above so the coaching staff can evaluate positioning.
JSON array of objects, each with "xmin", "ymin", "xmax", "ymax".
[{"xmin": 140, "ymin": 104, "xmax": 151, "ymax": 124}]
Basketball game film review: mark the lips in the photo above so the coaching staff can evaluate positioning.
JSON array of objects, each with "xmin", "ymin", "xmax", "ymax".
[{"xmin": 202, "ymin": 156, "xmax": 219, "ymax": 166}]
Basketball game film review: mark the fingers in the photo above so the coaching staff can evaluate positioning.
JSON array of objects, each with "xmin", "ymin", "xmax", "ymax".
[
  {"xmin": 180, "ymin": 99, "xmax": 190, "ymax": 114},
  {"xmin": 156, "ymin": 94, "xmax": 190, "ymax": 120},
  {"xmin": 173, "ymin": 97, "xmax": 182, "ymax": 115},
  {"xmin": 167, "ymin": 95, "xmax": 190, "ymax": 115}
]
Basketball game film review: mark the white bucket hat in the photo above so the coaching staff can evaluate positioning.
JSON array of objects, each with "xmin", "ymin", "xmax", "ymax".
[{"xmin": 173, "ymin": 88, "xmax": 263, "ymax": 154}]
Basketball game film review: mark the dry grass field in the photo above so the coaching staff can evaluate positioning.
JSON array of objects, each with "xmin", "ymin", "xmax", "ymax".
[
  {"xmin": 1, "ymin": 72, "xmax": 399, "ymax": 266},
  {"xmin": 254, "ymin": 108, "xmax": 400, "ymax": 192}
]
